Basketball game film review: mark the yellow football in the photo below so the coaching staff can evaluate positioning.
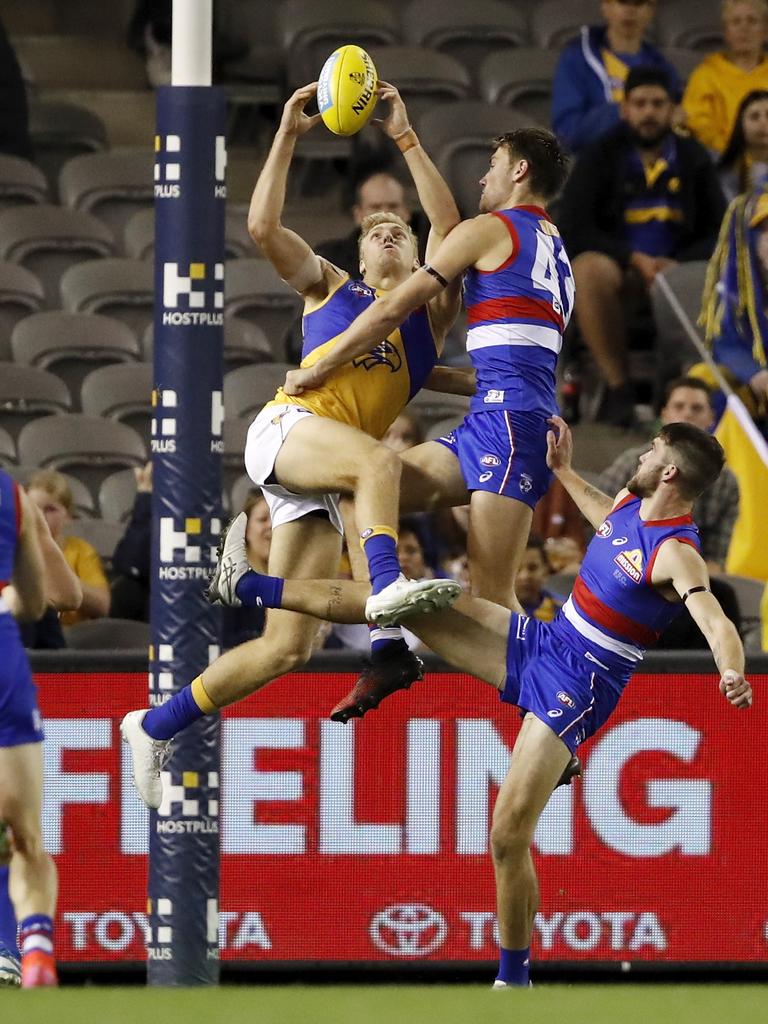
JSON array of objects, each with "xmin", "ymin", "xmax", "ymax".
[{"xmin": 317, "ymin": 44, "xmax": 378, "ymax": 137}]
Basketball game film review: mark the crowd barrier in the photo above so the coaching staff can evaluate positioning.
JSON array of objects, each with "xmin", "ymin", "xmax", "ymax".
[{"xmin": 29, "ymin": 649, "xmax": 768, "ymax": 975}]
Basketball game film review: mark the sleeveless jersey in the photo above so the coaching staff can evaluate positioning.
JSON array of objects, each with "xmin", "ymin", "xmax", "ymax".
[
  {"xmin": 463, "ymin": 205, "xmax": 574, "ymax": 416},
  {"xmin": 551, "ymin": 493, "xmax": 701, "ymax": 680},
  {"xmin": 0, "ymin": 470, "xmax": 20, "ymax": 594},
  {"xmin": 267, "ymin": 276, "xmax": 438, "ymax": 441}
]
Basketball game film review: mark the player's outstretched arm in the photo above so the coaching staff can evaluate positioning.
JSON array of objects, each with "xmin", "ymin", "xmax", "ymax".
[
  {"xmin": 247, "ymin": 84, "xmax": 335, "ymax": 298},
  {"xmin": 423, "ymin": 366, "xmax": 476, "ymax": 397},
  {"xmin": 651, "ymin": 539, "xmax": 752, "ymax": 709},
  {"xmin": 546, "ymin": 415, "xmax": 616, "ymax": 530}
]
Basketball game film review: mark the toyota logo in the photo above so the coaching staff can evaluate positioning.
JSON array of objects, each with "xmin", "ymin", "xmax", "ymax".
[{"xmin": 369, "ymin": 903, "xmax": 447, "ymax": 957}]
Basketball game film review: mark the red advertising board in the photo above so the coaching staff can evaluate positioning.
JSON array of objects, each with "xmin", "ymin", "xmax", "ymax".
[{"xmin": 36, "ymin": 669, "xmax": 767, "ymax": 964}]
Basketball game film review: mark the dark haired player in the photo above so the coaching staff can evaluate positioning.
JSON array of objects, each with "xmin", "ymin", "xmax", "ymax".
[{"xmin": 210, "ymin": 417, "xmax": 752, "ymax": 988}]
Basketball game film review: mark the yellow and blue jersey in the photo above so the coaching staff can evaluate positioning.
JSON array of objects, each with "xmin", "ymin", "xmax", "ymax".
[{"xmin": 267, "ymin": 275, "xmax": 438, "ymax": 440}]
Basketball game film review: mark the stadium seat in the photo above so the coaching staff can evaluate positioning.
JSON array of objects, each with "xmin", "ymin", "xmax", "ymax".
[
  {"xmin": 0, "ymin": 155, "xmax": 49, "ymax": 213},
  {"xmin": 223, "ymin": 363, "xmax": 293, "ymax": 421},
  {"xmin": 225, "ymin": 260, "xmax": 303, "ymax": 361},
  {"xmin": 0, "ymin": 0, "xmax": 58, "ymax": 35},
  {"xmin": 408, "ymin": 389, "xmax": 470, "ymax": 426},
  {"xmin": 142, "ymin": 315, "xmax": 272, "ymax": 368},
  {"xmin": 656, "ymin": 0, "xmax": 723, "ymax": 50},
  {"xmin": 478, "ymin": 48, "xmax": 559, "ymax": 126},
  {"xmin": 415, "ymin": 102, "xmax": 537, "ymax": 217},
  {"xmin": 529, "ymin": 0, "xmax": 603, "ymax": 49},
  {"xmin": 28, "ymin": 101, "xmax": 109, "ymax": 194},
  {"xmin": 17, "ymin": 413, "xmax": 146, "ymax": 503},
  {"xmin": 124, "ymin": 207, "xmax": 259, "ymax": 261},
  {"xmin": 649, "ymin": 261, "xmax": 709, "ymax": 384},
  {"xmin": 661, "ymin": 47, "xmax": 704, "ymax": 86},
  {"xmin": 0, "ymin": 425, "xmax": 14, "ymax": 466},
  {"xmin": 222, "ymin": 417, "xmax": 251, "ymax": 495},
  {"xmin": 230, "ymin": 472, "xmax": 260, "ymax": 516},
  {"xmin": 7, "ymin": 462, "xmax": 96, "ymax": 518},
  {"xmin": 278, "ymin": 0, "xmax": 401, "ymax": 88},
  {"xmin": 367, "ymin": 46, "xmax": 471, "ymax": 121},
  {"xmin": 63, "ymin": 617, "xmax": 151, "ymax": 650},
  {"xmin": 401, "ymin": 0, "xmax": 529, "ymax": 72},
  {"xmin": 280, "ymin": 205, "xmax": 353, "ymax": 251},
  {"xmin": 0, "ymin": 205, "xmax": 115, "ymax": 306},
  {"xmin": 0, "ymin": 261, "xmax": 44, "ymax": 360},
  {"xmin": 98, "ymin": 467, "xmax": 138, "ymax": 523},
  {"xmin": 0, "ymin": 361, "xmax": 72, "ymax": 440},
  {"xmin": 59, "ymin": 151, "xmax": 154, "ymax": 245},
  {"xmin": 11, "ymin": 311, "xmax": 139, "ymax": 408},
  {"xmin": 715, "ymin": 574, "xmax": 764, "ymax": 651},
  {"xmin": 217, "ymin": 0, "xmax": 285, "ymax": 91},
  {"xmin": 59, "ymin": 258, "xmax": 154, "ymax": 339},
  {"xmin": 13, "ymin": 34, "xmax": 146, "ymax": 90},
  {"xmin": 80, "ymin": 362, "xmax": 152, "ymax": 443},
  {"xmin": 425, "ymin": 414, "xmax": 465, "ymax": 441}
]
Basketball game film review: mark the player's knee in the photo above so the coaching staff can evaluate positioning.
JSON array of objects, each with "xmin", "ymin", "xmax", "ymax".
[
  {"xmin": 572, "ymin": 251, "xmax": 621, "ymax": 289},
  {"xmin": 490, "ymin": 808, "xmax": 534, "ymax": 864},
  {"xmin": 366, "ymin": 443, "xmax": 401, "ymax": 482},
  {"xmin": 1, "ymin": 814, "xmax": 42, "ymax": 860},
  {"xmin": 269, "ymin": 637, "xmax": 314, "ymax": 675}
]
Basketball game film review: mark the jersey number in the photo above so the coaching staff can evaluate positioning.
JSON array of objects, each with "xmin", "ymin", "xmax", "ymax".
[{"xmin": 531, "ymin": 230, "xmax": 574, "ymax": 322}]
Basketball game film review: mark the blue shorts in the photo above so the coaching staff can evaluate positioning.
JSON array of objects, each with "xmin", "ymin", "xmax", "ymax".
[
  {"xmin": 0, "ymin": 617, "xmax": 43, "ymax": 748},
  {"xmin": 435, "ymin": 409, "xmax": 552, "ymax": 510},
  {"xmin": 501, "ymin": 614, "xmax": 623, "ymax": 754}
]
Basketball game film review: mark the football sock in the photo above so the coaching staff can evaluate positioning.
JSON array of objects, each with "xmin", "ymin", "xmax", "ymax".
[
  {"xmin": 141, "ymin": 676, "xmax": 217, "ymax": 741},
  {"xmin": 0, "ymin": 867, "xmax": 18, "ymax": 957},
  {"xmin": 369, "ymin": 624, "xmax": 408, "ymax": 661},
  {"xmin": 19, "ymin": 914, "xmax": 54, "ymax": 957},
  {"xmin": 235, "ymin": 571, "xmax": 284, "ymax": 609},
  {"xmin": 497, "ymin": 946, "xmax": 530, "ymax": 987},
  {"xmin": 362, "ymin": 527, "xmax": 400, "ymax": 595}
]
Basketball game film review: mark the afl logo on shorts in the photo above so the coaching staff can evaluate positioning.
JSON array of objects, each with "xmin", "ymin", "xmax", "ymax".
[
  {"xmin": 597, "ymin": 520, "xmax": 613, "ymax": 538},
  {"xmin": 557, "ymin": 690, "xmax": 575, "ymax": 709},
  {"xmin": 480, "ymin": 454, "xmax": 501, "ymax": 467}
]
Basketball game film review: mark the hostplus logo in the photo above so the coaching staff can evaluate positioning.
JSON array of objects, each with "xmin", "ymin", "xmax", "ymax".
[
  {"xmin": 149, "ymin": 642, "xmax": 220, "ymax": 706},
  {"xmin": 154, "ymin": 134, "xmax": 181, "ymax": 197},
  {"xmin": 162, "ymin": 262, "xmax": 224, "ymax": 327},
  {"xmin": 157, "ymin": 515, "xmax": 221, "ymax": 582},
  {"xmin": 151, "ymin": 387, "xmax": 177, "ymax": 454},
  {"xmin": 157, "ymin": 770, "xmax": 220, "ymax": 834}
]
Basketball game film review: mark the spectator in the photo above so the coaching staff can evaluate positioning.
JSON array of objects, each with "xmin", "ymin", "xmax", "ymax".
[
  {"xmin": 543, "ymin": 536, "xmax": 584, "ymax": 575},
  {"xmin": 552, "ymin": 0, "xmax": 681, "ymax": 154},
  {"xmin": 718, "ymin": 89, "xmax": 768, "ymax": 199},
  {"xmin": 516, "ymin": 535, "xmax": 566, "ymax": 622},
  {"xmin": 397, "ymin": 521, "xmax": 435, "ymax": 581},
  {"xmin": 26, "ymin": 469, "xmax": 110, "ymax": 626},
  {"xmin": 110, "ymin": 462, "xmax": 152, "ymax": 621},
  {"xmin": 597, "ymin": 376, "xmax": 740, "ymax": 572},
  {"xmin": 559, "ymin": 66, "xmax": 726, "ymax": 425},
  {"xmin": 683, "ymin": 0, "xmax": 768, "ymax": 156}
]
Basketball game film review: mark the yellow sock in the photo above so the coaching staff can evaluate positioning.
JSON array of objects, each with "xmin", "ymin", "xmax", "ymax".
[{"xmin": 191, "ymin": 675, "xmax": 218, "ymax": 714}]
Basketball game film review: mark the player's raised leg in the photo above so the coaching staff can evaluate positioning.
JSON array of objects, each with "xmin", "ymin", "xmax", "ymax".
[
  {"xmin": 0, "ymin": 742, "xmax": 58, "ymax": 988},
  {"xmin": 490, "ymin": 714, "xmax": 571, "ymax": 988},
  {"xmin": 467, "ymin": 491, "xmax": 532, "ymax": 612}
]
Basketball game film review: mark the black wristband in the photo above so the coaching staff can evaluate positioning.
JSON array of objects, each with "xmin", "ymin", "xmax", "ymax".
[
  {"xmin": 423, "ymin": 263, "xmax": 448, "ymax": 288},
  {"xmin": 682, "ymin": 585, "xmax": 710, "ymax": 603}
]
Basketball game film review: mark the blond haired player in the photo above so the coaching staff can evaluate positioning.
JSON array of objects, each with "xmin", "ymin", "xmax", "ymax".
[{"xmin": 121, "ymin": 81, "xmax": 468, "ymax": 806}]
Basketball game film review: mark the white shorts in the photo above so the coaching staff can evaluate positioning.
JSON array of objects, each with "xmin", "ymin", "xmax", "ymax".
[{"xmin": 244, "ymin": 403, "xmax": 343, "ymax": 534}]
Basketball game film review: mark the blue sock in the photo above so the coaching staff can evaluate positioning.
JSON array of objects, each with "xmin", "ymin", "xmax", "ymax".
[
  {"xmin": 0, "ymin": 867, "xmax": 18, "ymax": 957},
  {"xmin": 142, "ymin": 683, "xmax": 208, "ymax": 741},
  {"xmin": 362, "ymin": 530, "xmax": 401, "ymax": 595},
  {"xmin": 19, "ymin": 913, "xmax": 54, "ymax": 956},
  {"xmin": 497, "ymin": 946, "xmax": 530, "ymax": 987},
  {"xmin": 369, "ymin": 624, "xmax": 408, "ymax": 661},
  {"xmin": 235, "ymin": 570, "xmax": 284, "ymax": 608}
]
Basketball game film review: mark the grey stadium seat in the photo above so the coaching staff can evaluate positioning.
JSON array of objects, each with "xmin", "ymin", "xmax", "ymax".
[
  {"xmin": 367, "ymin": 46, "xmax": 471, "ymax": 121},
  {"xmin": 142, "ymin": 315, "xmax": 272, "ymax": 368},
  {"xmin": 479, "ymin": 48, "xmax": 559, "ymax": 126},
  {"xmin": 401, "ymin": 0, "xmax": 529, "ymax": 72},
  {"xmin": 0, "ymin": 154, "xmax": 49, "ymax": 212},
  {"xmin": 0, "ymin": 361, "xmax": 72, "ymax": 440},
  {"xmin": 529, "ymin": 0, "xmax": 603, "ymax": 49},
  {"xmin": 17, "ymin": 414, "xmax": 146, "ymax": 504},
  {"xmin": 223, "ymin": 417, "xmax": 251, "ymax": 495},
  {"xmin": 230, "ymin": 473, "xmax": 261, "ymax": 516},
  {"xmin": 11, "ymin": 312, "xmax": 139, "ymax": 409},
  {"xmin": 649, "ymin": 261, "xmax": 709, "ymax": 384},
  {"xmin": 124, "ymin": 207, "xmax": 259, "ymax": 261},
  {"xmin": 425, "ymin": 415, "xmax": 465, "ymax": 441},
  {"xmin": 0, "ymin": 205, "xmax": 115, "ymax": 306},
  {"xmin": 7, "ymin": 463, "xmax": 95, "ymax": 518},
  {"xmin": 98, "ymin": 467, "xmax": 138, "ymax": 523},
  {"xmin": 80, "ymin": 362, "xmax": 152, "ymax": 443},
  {"xmin": 223, "ymin": 363, "xmax": 293, "ymax": 421},
  {"xmin": 408, "ymin": 389, "xmax": 470, "ymax": 427},
  {"xmin": 656, "ymin": 0, "xmax": 723, "ymax": 50},
  {"xmin": 415, "ymin": 102, "xmax": 537, "ymax": 217},
  {"xmin": 0, "ymin": 425, "xmax": 15, "ymax": 466},
  {"xmin": 64, "ymin": 618, "xmax": 151, "ymax": 650},
  {"xmin": 13, "ymin": 34, "xmax": 146, "ymax": 90},
  {"xmin": 715, "ymin": 574, "xmax": 764, "ymax": 652},
  {"xmin": 225, "ymin": 260, "xmax": 303, "ymax": 361},
  {"xmin": 59, "ymin": 258, "xmax": 154, "ymax": 339},
  {"xmin": 28, "ymin": 101, "xmax": 109, "ymax": 196},
  {"xmin": 661, "ymin": 47, "xmax": 705, "ymax": 86},
  {"xmin": 58, "ymin": 150, "xmax": 154, "ymax": 245},
  {"xmin": 0, "ymin": 261, "xmax": 44, "ymax": 360},
  {"xmin": 278, "ymin": 0, "xmax": 400, "ymax": 88}
]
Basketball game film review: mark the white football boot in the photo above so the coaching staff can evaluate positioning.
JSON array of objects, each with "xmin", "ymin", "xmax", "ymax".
[
  {"xmin": 206, "ymin": 511, "xmax": 249, "ymax": 607},
  {"xmin": 0, "ymin": 945, "xmax": 20, "ymax": 988},
  {"xmin": 364, "ymin": 574, "xmax": 462, "ymax": 628},
  {"xmin": 120, "ymin": 710, "xmax": 172, "ymax": 810}
]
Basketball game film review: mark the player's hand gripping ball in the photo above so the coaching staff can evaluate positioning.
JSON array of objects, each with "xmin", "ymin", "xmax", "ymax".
[{"xmin": 317, "ymin": 44, "xmax": 378, "ymax": 136}]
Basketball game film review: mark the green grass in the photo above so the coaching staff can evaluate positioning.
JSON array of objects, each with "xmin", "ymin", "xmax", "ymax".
[{"xmin": 2, "ymin": 985, "xmax": 767, "ymax": 1024}]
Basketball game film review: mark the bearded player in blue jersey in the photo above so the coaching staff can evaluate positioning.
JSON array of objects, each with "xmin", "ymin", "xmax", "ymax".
[{"xmin": 207, "ymin": 417, "xmax": 751, "ymax": 988}]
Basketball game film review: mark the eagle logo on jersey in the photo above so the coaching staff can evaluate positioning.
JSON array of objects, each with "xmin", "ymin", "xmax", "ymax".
[
  {"xmin": 615, "ymin": 548, "xmax": 643, "ymax": 583},
  {"xmin": 352, "ymin": 340, "xmax": 402, "ymax": 373}
]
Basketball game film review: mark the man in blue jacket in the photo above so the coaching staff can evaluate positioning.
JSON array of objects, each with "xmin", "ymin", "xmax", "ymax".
[{"xmin": 552, "ymin": 0, "xmax": 681, "ymax": 153}]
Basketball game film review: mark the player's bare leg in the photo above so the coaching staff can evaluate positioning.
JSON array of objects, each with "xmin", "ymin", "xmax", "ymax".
[
  {"xmin": 467, "ymin": 491, "xmax": 531, "ymax": 612},
  {"xmin": 0, "ymin": 743, "xmax": 58, "ymax": 987},
  {"xmin": 489, "ymin": 714, "xmax": 571, "ymax": 986}
]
